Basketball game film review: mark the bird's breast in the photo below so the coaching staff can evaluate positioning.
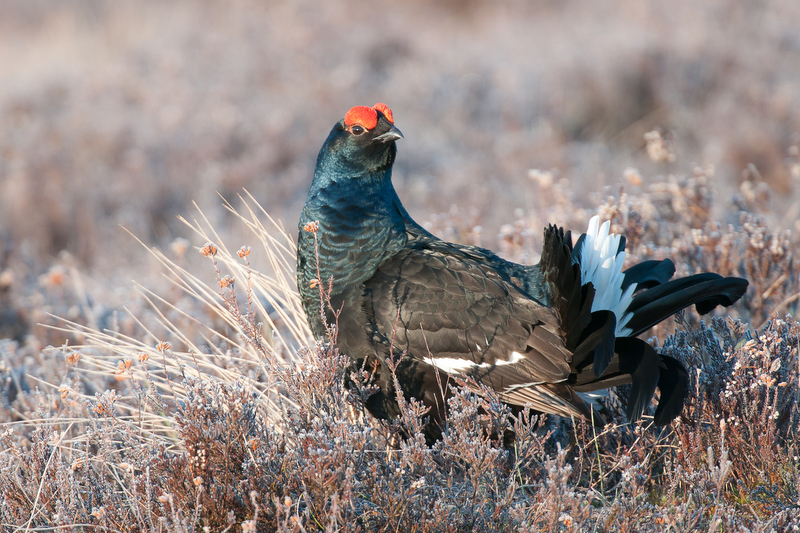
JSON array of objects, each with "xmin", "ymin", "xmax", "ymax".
[{"xmin": 297, "ymin": 181, "xmax": 408, "ymax": 334}]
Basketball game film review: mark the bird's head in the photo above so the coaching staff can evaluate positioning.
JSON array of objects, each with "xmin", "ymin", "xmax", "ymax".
[{"xmin": 315, "ymin": 103, "xmax": 403, "ymax": 178}]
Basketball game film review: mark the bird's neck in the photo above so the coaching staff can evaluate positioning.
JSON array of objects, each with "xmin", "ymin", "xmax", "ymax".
[{"xmin": 305, "ymin": 170, "xmax": 402, "ymax": 228}]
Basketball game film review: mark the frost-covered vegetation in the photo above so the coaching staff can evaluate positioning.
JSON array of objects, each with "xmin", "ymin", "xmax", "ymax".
[{"xmin": 1, "ymin": 0, "xmax": 799, "ymax": 530}]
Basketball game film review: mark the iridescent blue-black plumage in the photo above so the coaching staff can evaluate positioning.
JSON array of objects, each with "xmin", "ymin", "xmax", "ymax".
[{"xmin": 297, "ymin": 104, "xmax": 748, "ymax": 436}]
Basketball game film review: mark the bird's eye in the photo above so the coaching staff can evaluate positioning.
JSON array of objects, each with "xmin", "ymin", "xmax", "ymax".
[{"xmin": 351, "ymin": 125, "xmax": 365, "ymax": 135}]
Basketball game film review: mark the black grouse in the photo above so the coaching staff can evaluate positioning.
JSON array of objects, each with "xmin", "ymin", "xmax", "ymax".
[{"xmin": 297, "ymin": 103, "xmax": 748, "ymax": 435}]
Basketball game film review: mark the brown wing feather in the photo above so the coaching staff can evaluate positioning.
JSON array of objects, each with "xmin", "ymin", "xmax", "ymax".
[{"xmin": 363, "ymin": 245, "xmax": 581, "ymax": 402}]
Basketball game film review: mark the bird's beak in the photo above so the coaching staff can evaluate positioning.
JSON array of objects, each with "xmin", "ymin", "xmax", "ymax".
[{"xmin": 375, "ymin": 124, "xmax": 404, "ymax": 143}]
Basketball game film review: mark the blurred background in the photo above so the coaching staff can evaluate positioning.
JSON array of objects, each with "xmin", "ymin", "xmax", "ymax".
[{"xmin": 0, "ymin": 0, "xmax": 798, "ymax": 343}]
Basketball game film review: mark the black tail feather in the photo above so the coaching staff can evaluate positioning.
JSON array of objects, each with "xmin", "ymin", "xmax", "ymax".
[
  {"xmin": 614, "ymin": 337, "xmax": 661, "ymax": 422},
  {"xmin": 570, "ymin": 310, "xmax": 617, "ymax": 377},
  {"xmin": 542, "ymin": 226, "xmax": 621, "ymax": 378},
  {"xmin": 545, "ymin": 223, "xmax": 745, "ymax": 426},
  {"xmin": 621, "ymin": 258, "xmax": 676, "ymax": 290},
  {"xmin": 624, "ymin": 274, "xmax": 748, "ymax": 337},
  {"xmin": 541, "ymin": 225, "xmax": 597, "ymax": 350},
  {"xmin": 653, "ymin": 355, "xmax": 690, "ymax": 425},
  {"xmin": 571, "ymin": 337, "xmax": 689, "ymax": 425}
]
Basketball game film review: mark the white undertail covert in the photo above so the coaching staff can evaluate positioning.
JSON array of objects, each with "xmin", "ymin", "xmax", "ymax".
[{"xmin": 576, "ymin": 216, "xmax": 636, "ymax": 336}]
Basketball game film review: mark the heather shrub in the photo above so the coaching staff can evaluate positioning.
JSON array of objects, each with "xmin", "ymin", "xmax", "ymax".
[
  {"xmin": 2, "ymin": 1, "xmax": 800, "ymax": 529},
  {"xmin": 2, "ymin": 182, "xmax": 799, "ymax": 531}
]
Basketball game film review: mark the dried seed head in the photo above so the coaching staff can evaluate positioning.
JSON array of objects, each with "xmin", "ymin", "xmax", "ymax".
[
  {"xmin": 237, "ymin": 246, "xmax": 251, "ymax": 258},
  {"xmin": 67, "ymin": 351, "xmax": 82, "ymax": 365},
  {"xmin": 116, "ymin": 359, "xmax": 132, "ymax": 374},
  {"xmin": 138, "ymin": 352, "xmax": 150, "ymax": 363},
  {"xmin": 219, "ymin": 275, "xmax": 235, "ymax": 288},
  {"xmin": 303, "ymin": 221, "xmax": 320, "ymax": 233},
  {"xmin": 200, "ymin": 242, "xmax": 218, "ymax": 257},
  {"xmin": 156, "ymin": 341, "xmax": 172, "ymax": 353}
]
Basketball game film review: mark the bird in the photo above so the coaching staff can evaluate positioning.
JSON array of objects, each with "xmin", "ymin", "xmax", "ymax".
[{"xmin": 296, "ymin": 103, "xmax": 748, "ymax": 439}]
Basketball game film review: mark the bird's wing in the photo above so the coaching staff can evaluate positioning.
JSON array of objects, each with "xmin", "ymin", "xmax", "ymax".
[{"xmin": 363, "ymin": 244, "xmax": 590, "ymax": 417}]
